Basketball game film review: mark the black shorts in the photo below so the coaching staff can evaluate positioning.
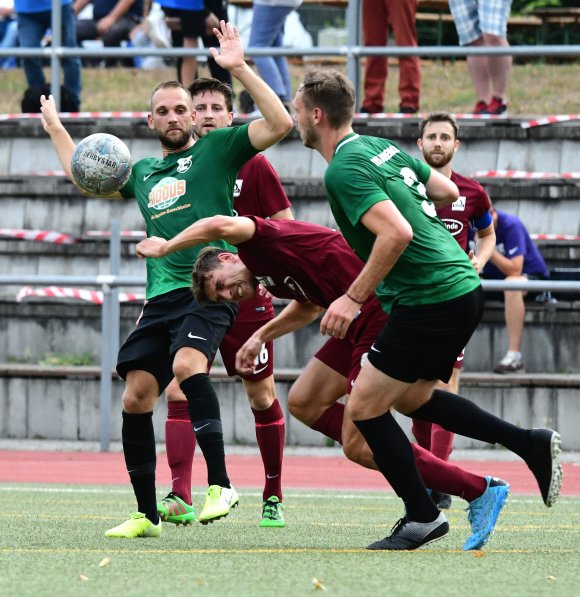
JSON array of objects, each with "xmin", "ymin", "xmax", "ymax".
[
  {"xmin": 117, "ymin": 287, "xmax": 237, "ymax": 391},
  {"xmin": 162, "ymin": 6, "xmax": 206, "ymax": 38},
  {"xmin": 367, "ymin": 286, "xmax": 484, "ymax": 384}
]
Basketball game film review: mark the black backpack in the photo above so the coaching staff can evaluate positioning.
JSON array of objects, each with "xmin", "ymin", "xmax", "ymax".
[{"xmin": 21, "ymin": 84, "xmax": 79, "ymax": 113}]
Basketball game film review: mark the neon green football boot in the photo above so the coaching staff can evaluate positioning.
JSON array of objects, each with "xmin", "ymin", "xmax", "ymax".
[
  {"xmin": 259, "ymin": 496, "xmax": 285, "ymax": 528},
  {"xmin": 198, "ymin": 485, "xmax": 239, "ymax": 524},
  {"xmin": 157, "ymin": 492, "xmax": 196, "ymax": 525},
  {"xmin": 105, "ymin": 512, "xmax": 161, "ymax": 538}
]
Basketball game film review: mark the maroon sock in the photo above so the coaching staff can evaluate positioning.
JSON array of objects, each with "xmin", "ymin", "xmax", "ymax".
[
  {"xmin": 253, "ymin": 399, "xmax": 285, "ymax": 502},
  {"xmin": 411, "ymin": 442, "xmax": 486, "ymax": 502},
  {"xmin": 430, "ymin": 424, "xmax": 455, "ymax": 462},
  {"xmin": 165, "ymin": 401, "xmax": 195, "ymax": 505},
  {"xmin": 311, "ymin": 403, "xmax": 344, "ymax": 444},
  {"xmin": 411, "ymin": 418, "xmax": 432, "ymax": 451}
]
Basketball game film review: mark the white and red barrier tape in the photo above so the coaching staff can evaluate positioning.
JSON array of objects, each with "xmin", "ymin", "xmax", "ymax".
[
  {"xmin": 521, "ymin": 115, "xmax": 580, "ymax": 129},
  {"xmin": 531, "ymin": 234, "xmax": 580, "ymax": 241},
  {"xmin": 84, "ymin": 230, "xmax": 146, "ymax": 239},
  {"xmin": 0, "ymin": 228, "xmax": 76, "ymax": 244},
  {"xmin": 0, "ymin": 111, "xmax": 148, "ymax": 121},
  {"xmin": 30, "ymin": 170, "xmax": 67, "ymax": 177},
  {"xmin": 473, "ymin": 170, "xmax": 580, "ymax": 179},
  {"xmin": 16, "ymin": 286, "xmax": 145, "ymax": 304}
]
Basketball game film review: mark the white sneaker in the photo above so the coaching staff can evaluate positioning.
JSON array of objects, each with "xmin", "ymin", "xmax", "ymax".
[{"xmin": 494, "ymin": 352, "xmax": 524, "ymax": 373}]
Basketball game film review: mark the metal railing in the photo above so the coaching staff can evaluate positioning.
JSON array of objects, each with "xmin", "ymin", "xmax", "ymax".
[{"xmin": 1, "ymin": 0, "xmax": 579, "ymax": 109}]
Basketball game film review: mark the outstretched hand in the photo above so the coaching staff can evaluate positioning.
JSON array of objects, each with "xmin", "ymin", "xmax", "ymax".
[
  {"xmin": 39, "ymin": 95, "xmax": 62, "ymax": 134},
  {"xmin": 209, "ymin": 20, "xmax": 244, "ymax": 72}
]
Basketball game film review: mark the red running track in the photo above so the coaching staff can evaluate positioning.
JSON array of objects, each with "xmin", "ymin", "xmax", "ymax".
[{"xmin": 0, "ymin": 450, "xmax": 578, "ymax": 495}]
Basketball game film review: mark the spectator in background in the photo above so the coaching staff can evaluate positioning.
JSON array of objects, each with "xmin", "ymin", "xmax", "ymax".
[
  {"xmin": 243, "ymin": 0, "xmax": 302, "ymax": 113},
  {"xmin": 0, "ymin": 0, "xmax": 18, "ymax": 69},
  {"xmin": 75, "ymin": 0, "xmax": 143, "ymax": 67},
  {"xmin": 360, "ymin": 0, "xmax": 420, "ymax": 114},
  {"xmin": 448, "ymin": 0, "xmax": 512, "ymax": 115},
  {"xmin": 158, "ymin": 0, "xmax": 205, "ymax": 88},
  {"xmin": 481, "ymin": 207, "xmax": 550, "ymax": 373},
  {"xmin": 15, "ymin": 0, "xmax": 82, "ymax": 111}
]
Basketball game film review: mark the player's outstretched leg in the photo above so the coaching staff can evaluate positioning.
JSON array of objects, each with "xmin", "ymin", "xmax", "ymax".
[
  {"xmin": 198, "ymin": 485, "xmax": 239, "ymax": 524},
  {"xmin": 105, "ymin": 513, "xmax": 162, "ymax": 538},
  {"xmin": 157, "ymin": 492, "xmax": 196, "ymax": 525},
  {"xmin": 526, "ymin": 428, "xmax": 563, "ymax": 507},
  {"xmin": 463, "ymin": 476, "xmax": 510, "ymax": 550}
]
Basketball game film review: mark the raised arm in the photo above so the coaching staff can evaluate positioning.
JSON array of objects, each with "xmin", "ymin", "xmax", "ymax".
[
  {"xmin": 39, "ymin": 95, "xmax": 77, "ymax": 180},
  {"xmin": 40, "ymin": 94, "xmax": 123, "ymax": 199},
  {"xmin": 135, "ymin": 214, "xmax": 256, "ymax": 258},
  {"xmin": 236, "ymin": 300, "xmax": 324, "ymax": 374},
  {"xmin": 210, "ymin": 21, "xmax": 293, "ymax": 150}
]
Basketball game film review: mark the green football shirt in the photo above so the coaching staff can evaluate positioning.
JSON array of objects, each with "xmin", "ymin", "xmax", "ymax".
[
  {"xmin": 121, "ymin": 124, "xmax": 257, "ymax": 299},
  {"xmin": 324, "ymin": 133, "xmax": 480, "ymax": 313}
]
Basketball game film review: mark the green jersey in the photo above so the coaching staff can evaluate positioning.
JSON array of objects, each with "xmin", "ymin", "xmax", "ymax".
[
  {"xmin": 324, "ymin": 133, "xmax": 480, "ymax": 313},
  {"xmin": 121, "ymin": 124, "xmax": 257, "ymax": 299}
]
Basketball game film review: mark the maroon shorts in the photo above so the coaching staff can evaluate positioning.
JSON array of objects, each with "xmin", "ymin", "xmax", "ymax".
[
  {"xmin": 218, "ymin": 319, "xmax": 274, "ymax": 382},
  {"xmin": 314, "ymin": 296, "xmax": 387, "ymax": 395},
  {"xmin": 454, "ymin": 349, "xmax": 465, "ymax": 370}
]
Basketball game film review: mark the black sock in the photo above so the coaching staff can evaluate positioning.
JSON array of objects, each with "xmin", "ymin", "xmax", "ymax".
[
  {"xmin": 354, "ymin": 411, "xmax": 439, "ymax": 522},
  {"xmin": 180, "ymin": 373, "xmax": 230, "ymax": 487},
  {"xmin": 122, "ymin": 411, "xmax": 158, "ymax": 523},
  {"xmin": 410, "ymin": 389, "xmax": 532, "ymax": 461}
]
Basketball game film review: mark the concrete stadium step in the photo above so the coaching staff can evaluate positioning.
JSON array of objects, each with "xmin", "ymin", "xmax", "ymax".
[
  {"xmin": 0, "ymin": 297, "xmax": 578, "ymax": 374},
  {"xmin": 1, "ymin": 363, "xmax": 578, "ymax": 449},
  {"xmin": 1, "ymin": 116, "xmax": 579, "ymax": 177}
]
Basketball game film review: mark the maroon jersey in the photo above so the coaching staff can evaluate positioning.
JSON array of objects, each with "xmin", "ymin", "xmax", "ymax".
[
  {"xmin": 238, "ymin": 217, "xmax": 365, "ymax": 308},
  {"xmin": 436, "ymin": 171, "xmax": 491, "ymax": 251},
  {"xmin": 234, "ymin": 154, "xmax": 291, "ymax": 322}
]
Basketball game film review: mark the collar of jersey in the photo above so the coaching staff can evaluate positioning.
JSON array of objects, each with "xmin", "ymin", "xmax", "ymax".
[{"xmin": 334, "ymin": 133, "xmax": 359, "ymax": 155}]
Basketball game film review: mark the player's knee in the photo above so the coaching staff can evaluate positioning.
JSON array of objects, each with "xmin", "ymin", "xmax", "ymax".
[
  {"xmin": 247, "ymin": 392, "xmax": 274, "ymax": 411},
  {"xmin": 287, "ymin": 391, "xmax": 311, "ymax": 423},
  {"xmin": 122, "ymin": 391, "xmax": 156, "ymax": 413}
]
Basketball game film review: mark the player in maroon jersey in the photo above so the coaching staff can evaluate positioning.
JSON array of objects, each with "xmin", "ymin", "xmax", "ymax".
[
  {"xmin": 157, "ymin": 78, "xmax": 292, "ymax": 528},
  {"xmin": 414, "ymin": 111, "xmax": 496, "ymax": 508},
  {"xmin": 136, "ymin": 214, "xmax": 510, "ymax": 551}
]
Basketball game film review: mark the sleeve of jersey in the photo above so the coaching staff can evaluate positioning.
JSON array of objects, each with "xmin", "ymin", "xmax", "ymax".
[
  {"xmin": 119, "ymin": 165, "xmax": 137, "ymax": 199},
  {"xmin": 215, "ymin": 124, "xmax": 259, "ymax": 171},
  {"xmin": 407, "ymin": 154, "xmax": 432, "ymax": 184},
  {"xmin": 253, "ymin": 156, "xmax": 292, "ymax": 216},
  {"xmin": 325, "ymin": 156, "xmax": 389, "ymax": 227},
  {"xmin": 504, "ymin": 222, "xmax": 527, "ymax": 258}
]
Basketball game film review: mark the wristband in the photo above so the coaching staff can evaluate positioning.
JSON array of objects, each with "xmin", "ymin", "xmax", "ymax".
[{"xmin": 346, "ymin": 292, "xmax": 364, "ymax": 305}]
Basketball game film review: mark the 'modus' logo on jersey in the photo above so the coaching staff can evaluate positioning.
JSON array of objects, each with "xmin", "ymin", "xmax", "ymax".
[
  {"xmin": 371, "ymin": 146, "xmax": 399, "ymax": 167},
  {"xmin": 148, "ymin": 177, "xmax": 186, "ymax": 210},
  {"xmin": 442, "ymin": 218, "xmax": 464, "ymax": 236}
]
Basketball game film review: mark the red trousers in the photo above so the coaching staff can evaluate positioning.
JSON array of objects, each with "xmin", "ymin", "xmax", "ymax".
[{"xmin": 362, "ymin": 0, "xmax": 421, "ymax": 112}]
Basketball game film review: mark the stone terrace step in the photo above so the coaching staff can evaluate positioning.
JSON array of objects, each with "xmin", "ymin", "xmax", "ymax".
[
  {"xmin": 1, "ymin": 116, "xmax": 579, "ymax": 177},
  {"xmin": 0, "ymin": 297, "xmax": 578, "ymax": 373}
]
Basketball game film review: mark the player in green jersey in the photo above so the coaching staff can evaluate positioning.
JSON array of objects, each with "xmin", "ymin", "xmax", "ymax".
[
  {"xmin": 40, "ymin": 21, "xmax": 293, "ymax": 538},
  {"xmin": 292, "ymin": 69, "xmax": 562, "ymax": 550}
]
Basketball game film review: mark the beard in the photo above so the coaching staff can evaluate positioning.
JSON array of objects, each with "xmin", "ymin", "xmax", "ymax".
[
  {"xmin": 300, "ymin": 123, "xmax": 319, "ymax": 150},
  {"xmin": 156, "ymin": 125, "xmax": 194, "ymax": 150},
  {"xmin": 423, "ymin": 148, "xmax": 454, "ymax": 168}
]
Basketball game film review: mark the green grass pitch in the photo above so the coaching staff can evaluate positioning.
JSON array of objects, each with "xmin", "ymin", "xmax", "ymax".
[{"xmin": 0, "ymin": 484, "xmax": 578, "ymax": 596}]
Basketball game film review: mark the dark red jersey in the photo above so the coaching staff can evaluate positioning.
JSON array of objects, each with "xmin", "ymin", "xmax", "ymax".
[
  {"xmin": 436, "ymin": 171, "xmax": 491, "ymax": 251},
  {"xmin": 238, "ymin": 217, "xmax": 366, "ymax": 308},
  {"xmin": 234, "ymin": 154, "xmax": 291, "ymax": 321}
]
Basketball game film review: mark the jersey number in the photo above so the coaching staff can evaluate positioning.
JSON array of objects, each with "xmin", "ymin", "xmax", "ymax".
[
  {"xmin": 399, "ymin": 167, "xmax": 436, "ymax": 218},
  {"xmin": 254, "ymin": 344, "xmax": 269, "ymax": 366}
]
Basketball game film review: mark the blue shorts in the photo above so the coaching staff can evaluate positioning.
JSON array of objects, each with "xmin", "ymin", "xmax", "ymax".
[{"xmin": 449, "ymin": 0, "xmax": 513, "ymax": 45}]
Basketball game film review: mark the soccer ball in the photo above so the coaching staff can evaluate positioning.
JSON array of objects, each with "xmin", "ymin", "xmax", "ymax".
[{"xmin": 70, "ymin": 133, "xmax": 132, "ymax": 196}]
